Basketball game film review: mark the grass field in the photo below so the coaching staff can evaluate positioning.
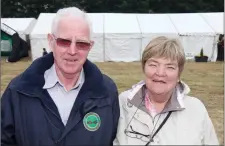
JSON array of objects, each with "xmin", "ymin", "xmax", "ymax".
[{"xmin": 1, "ymin": 57, "xmax": 224, "ymax": 144}]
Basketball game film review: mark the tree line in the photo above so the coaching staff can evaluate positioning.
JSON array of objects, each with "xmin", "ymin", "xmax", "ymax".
[{"xmin": 2, "ymin": 0, "xmax": 224, "ymax": 18}]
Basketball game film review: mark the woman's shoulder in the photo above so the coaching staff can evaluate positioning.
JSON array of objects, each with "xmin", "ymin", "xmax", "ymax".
[
  {"xmin": 183, "ymin": 95, "xmax": 208, "ymax": 113},
  {"xmin": 178, "ymin": 81, "xmax": 207, "ymax": 111},
  {"xmin": 118, "ymin": 80, "xmax": 145, "ymax": 104},
  {"xmin": 118, "ymin": 89, "xmax": 131, "ymax": 105}
]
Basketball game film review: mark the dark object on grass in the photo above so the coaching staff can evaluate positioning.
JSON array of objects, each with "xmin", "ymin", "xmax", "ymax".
[
  {"xmin": 43, "ymin": 48, "xmax": 48, "ymax": 56},
  {"xmin": 195, "ymin": 48, "xmax": 208, "ymax": 62}
]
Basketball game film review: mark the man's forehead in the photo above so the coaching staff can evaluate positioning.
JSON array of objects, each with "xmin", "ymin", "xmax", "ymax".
[
  {"xmin": 57, "ymin": 16, "xmax": 89, "ymax": 29},
  {"xmin": 55, "ymin": 16, "xmax": 90, "ymax": 39}
]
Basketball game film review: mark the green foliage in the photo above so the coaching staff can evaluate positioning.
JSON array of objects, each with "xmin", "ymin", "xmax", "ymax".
[
  {"xmin": 200, "ymin": 48, "xmax": 204, "ymax": 57},
  {"xmin": 1, "ymin": 0, "xmax": 224, "ymax": 18}
]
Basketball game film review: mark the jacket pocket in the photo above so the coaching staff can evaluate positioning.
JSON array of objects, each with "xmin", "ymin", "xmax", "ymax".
[{"xmin": 80, "ymin": 98, "xmax": 111, "ymax": 117}]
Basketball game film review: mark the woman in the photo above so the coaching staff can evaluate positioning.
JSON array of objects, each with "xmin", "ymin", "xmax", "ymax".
[{"xmin": 114, "ymin": 36, "xmax": 219, "ymax": 145}]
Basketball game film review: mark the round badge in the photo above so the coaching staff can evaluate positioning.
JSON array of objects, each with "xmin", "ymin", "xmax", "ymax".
[{"xmin": 83, "ymin": 112, "xmax": 101, "ymax": 131}]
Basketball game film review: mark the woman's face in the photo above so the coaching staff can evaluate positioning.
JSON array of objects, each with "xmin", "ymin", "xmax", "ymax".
[{"xmin": 144, "ymin": 57, "xmax": 180, "ymax": 96}]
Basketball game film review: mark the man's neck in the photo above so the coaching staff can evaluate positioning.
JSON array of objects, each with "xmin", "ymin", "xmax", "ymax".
[{"xmin": 55, "ymin": 66, "xmax": 81, "ymax": 91}]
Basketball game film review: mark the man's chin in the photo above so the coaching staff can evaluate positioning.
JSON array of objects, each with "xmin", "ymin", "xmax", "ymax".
[{"xmin": 63, "ymin": 67, "xmax": 82, "ymax": 74}]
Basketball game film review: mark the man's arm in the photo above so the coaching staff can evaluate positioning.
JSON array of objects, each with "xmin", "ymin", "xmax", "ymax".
[
  {"xmin": 112, "ymin": 89, "xmax": 120, "ymax": 143},
  {"xmin": 103, "ymin": 74, "xmax": 120, "ymax": 145},
  {"xmin": 1, "ymin": 87, "xmax": 17, "ymax": 146}
]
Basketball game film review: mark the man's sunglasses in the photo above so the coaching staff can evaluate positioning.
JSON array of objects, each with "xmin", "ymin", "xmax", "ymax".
[{"xmin": 53, "ymin": 35, "xmax": 92, "ymax": 50}]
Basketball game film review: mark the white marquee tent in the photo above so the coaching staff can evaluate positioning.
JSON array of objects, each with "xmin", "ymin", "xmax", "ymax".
[
  {"xmin": 1, "ymin": 18, "xmax": 36, "ymax": 41},
  {"xmin": 104, "ymin": 13, "xmax": 142, "ymax": 62},
  {"xmin": 28, "ymin": 12, "xmax": 222, "ymax": 62},
  {"xmin": 137, "ymin": 14, "xmax": 179, "ymax": 55},
  {"xmin": 168, "ymin": 13, "xmax": 217, "ymax": 61},
  {"xmin": 200, "ymin": 12, "xmax": 224, "ymax": 61},
  {"xmin": 200, "ymin": 12, "xmax": 223, "ymax": 35},
  {"xmin": 86, "ymin": 13, "xmax": 104, "ymax": 62},
  {"xmin": 30, "ymin": 13, "xmax": 55, "ymax": 60}
]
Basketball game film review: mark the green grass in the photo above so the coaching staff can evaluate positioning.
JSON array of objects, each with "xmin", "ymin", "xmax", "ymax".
[{"xmin": 1, "ymin": 57, "xmax": 224, "ymax": 144}]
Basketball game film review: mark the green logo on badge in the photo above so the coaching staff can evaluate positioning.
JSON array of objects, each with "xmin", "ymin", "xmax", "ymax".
[{"xmin": 83, "ymin": 112, "xmax": 101, "ymax": 131}]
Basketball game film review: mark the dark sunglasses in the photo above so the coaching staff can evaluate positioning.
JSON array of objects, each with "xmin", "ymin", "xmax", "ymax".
[{"xmin": 53, "ymin": 35, "xmax": 92, "ymax": 50}]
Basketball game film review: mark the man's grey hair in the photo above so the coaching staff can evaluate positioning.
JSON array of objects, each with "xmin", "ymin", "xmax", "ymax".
[{"xmin": 51, "ymin": 7, "xmax": 93, "ymax": 38}]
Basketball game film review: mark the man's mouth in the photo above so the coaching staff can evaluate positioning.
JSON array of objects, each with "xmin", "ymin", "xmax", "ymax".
[{"xmin": 65, "ymin": 59, "xmax": 77, "ymax": 62}]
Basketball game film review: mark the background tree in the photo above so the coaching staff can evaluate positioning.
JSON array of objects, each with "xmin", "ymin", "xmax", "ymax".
[{"xmin": 2, "ymin": 0, "xmax": 224, "ymax": 18}]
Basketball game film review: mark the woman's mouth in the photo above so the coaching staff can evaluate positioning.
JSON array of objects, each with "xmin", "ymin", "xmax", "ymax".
[{"xmin": 152, "ymin": 80, "xmax": 166, "ymax": 84}]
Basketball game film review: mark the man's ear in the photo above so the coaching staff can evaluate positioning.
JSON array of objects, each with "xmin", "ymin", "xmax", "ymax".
[
  {"xmin": 47, "ymin": 33, "xmax": 53, "ymax": 51},
  {"xmin": 90, "ymin": 40, "xmax": 95, "ymax": 49}
]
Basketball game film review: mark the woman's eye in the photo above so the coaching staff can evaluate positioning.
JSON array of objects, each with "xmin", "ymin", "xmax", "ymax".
[{"xmin": 168, "ymin": 67, "xmax": 175, "ymax": 69}]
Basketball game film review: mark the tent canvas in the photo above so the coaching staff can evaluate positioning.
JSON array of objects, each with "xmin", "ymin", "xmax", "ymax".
[
  {"xmin": 1, "ymin": 31, "xmax": 13, "ymax": 56},
  {"xmin": 30, "ymin": 13, "xmax": 104, "ymax": 62},
  {"xmin": 169, "ymin": 13, "xmax": 217, "ymax": 61},
  {"xmin": 137, "ymin": 14, "xmax": 179, "ymax": 55},
  {"xmin": 200, "ymin": 12, "xmax": 224, "ymax": 61},
  {"xmin": 1, "ymin": 18, "xmax": 36, "ymax": 41},
  {"xmin": 104, "ymin": 13, "xmax": 142, "ymax": 62},
  {"xmin": 30, "ymin": 13, "xmax": 55, "ymax": 61},
  {"xmin": 1, "ymin": 23, "xmax": 17, "ymax": 56},
  {"xmin": 87, "ymin": 13, "xmax": 104, "ymax": 62},
  {"xmin": 1, "ymin": 23, "xmax": 30, "ymax": 61},
  {"xmin": 200, "ymin": 12, "xmax": 223, "ymax": 35}
]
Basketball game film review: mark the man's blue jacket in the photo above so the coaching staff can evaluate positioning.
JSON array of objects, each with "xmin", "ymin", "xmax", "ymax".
[{"xmin": 1, "ymin": 53, "xmax": 120, "ymax": 146}]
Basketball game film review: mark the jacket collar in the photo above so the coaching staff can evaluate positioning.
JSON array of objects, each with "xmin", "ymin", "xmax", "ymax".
[
  {"xmin": 14, "ymin": 52, "xmax": 108, "ymax": 98},
  {"xmin": 43, "ymin": 63, "xmax": 85, "ymax": 91},
  {"xmin": 125, "ymin": 80, "xmax": 190, "ymax": 115}
]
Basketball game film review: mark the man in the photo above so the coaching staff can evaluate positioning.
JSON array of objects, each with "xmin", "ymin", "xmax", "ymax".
[{"xmin": 1, "ymin": 7, "xmax": 120, "ymax": 146}]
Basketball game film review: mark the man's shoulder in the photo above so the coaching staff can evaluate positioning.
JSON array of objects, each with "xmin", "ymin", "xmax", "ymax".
[
  {"xmin": 6, "ymin": 73, "xmax": 23, "ymax": 90},
  {"xmin": 102, "ymin": 74, "xmax": 117, "ymax": 92}
]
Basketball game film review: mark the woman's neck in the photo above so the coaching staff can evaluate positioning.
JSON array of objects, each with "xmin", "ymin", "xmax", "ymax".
[{"xmin": 147, "ymin": 91, "xmax": 172, "ymax": 113}]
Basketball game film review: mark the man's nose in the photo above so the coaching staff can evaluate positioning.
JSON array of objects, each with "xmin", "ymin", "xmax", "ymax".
[{"xmin": 67, "ymin": 42, "xmax": 77, "ymax": 55}]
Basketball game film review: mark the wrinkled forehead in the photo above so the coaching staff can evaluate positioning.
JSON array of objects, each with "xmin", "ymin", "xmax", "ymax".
[{"xmin": 55, "ymin": 16, "xmax": 90, "ymax": 39}]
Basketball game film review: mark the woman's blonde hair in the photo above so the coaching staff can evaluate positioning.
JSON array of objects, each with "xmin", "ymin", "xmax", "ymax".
[{"xmin": 141, "ymin": 36, "xmax": 186, "ymax": 75}]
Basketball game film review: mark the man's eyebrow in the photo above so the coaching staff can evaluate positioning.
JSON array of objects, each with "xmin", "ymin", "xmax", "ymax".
[{"xmin": 76, "ymin": 39, "xmax": 90, "ymax": 42}]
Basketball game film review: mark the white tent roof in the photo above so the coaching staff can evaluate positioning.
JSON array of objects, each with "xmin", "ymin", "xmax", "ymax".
[
  {"xmin": 87, "ymin": 13, "xmax": 104, "ymax": 62},
  {"xmin": 30, "ymin": 13, "xmax": 104, "ymax": 39},
  {"xmin": 137, "ymin": 14, "xmax": 178, "ymax": 34},
  {"xmin": 30, "ymin": 13, "xmax": 55, "ymax": 39},
  {"xmin": 1, "ymin": 18, "xmax": 36, "ymax": 35},
  {"xmin": 200, "ymin": 12, "xmax": 223, "ymax": 34},
  {"xmin": 87, "ymin": 13, "xmax": 104, "ymax": 36},
  {"xmin": 168, "ymin": 13, "xmax": 216, "ymax": 36},
  {"xmin": 104, "ymin": 13, "xmax": 141, "ymax": 34}
]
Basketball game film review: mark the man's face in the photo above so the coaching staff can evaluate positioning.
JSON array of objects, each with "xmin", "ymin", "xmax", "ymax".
[{"xmin": 48, "ymin": 16, "xmax": 94, "ymax": 75}]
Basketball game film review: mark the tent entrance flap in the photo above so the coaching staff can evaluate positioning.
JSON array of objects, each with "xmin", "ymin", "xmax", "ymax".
[
  {"xmin": 1, "ymin": 23, "xmax": 29, "ymax": 62},
  {"xmin": 1, "ymin": 31, "xmax": 13, "ymax": 56},
  {"xmin": 1, "ymin": 23, "xmax": 16, "ymax": 56}
]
